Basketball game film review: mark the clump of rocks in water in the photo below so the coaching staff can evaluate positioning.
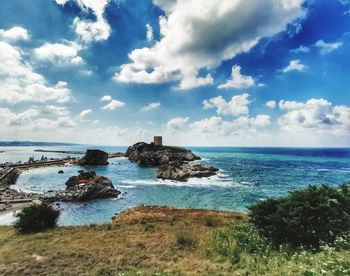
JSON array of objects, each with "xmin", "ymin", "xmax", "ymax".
[
  {"xmin": 45, "ymin": 171, "xmax": 120, "ymax": 202},
  {"xmin": 125, "ymin": 142, "xmax": 218, "ymax": 181}
]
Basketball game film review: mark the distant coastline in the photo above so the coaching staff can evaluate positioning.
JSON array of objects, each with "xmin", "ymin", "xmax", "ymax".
[{"xmin": 0, "ymin": 141, "xmax": 81, "ymax": 147}]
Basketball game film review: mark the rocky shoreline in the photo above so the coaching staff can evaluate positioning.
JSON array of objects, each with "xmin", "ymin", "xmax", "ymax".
[{"xmin": 0, "ymin": 142, "xmax": 219, "ymax": 214}]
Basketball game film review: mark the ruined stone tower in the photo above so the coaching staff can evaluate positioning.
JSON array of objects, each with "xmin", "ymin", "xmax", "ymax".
[{"xmin": 153, "ymin": 136, "xmax": 163, "ymax": 146}]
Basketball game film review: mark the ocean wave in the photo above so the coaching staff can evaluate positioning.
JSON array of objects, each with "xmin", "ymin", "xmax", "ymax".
[{"xmin": 121, "ymin": 172, "xmax": 235, "ymax": 188}]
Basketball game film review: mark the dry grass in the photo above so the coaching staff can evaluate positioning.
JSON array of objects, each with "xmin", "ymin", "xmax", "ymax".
[{"xmin": 0, "ymin": 206, "xmax": 246, "ymax": 275}]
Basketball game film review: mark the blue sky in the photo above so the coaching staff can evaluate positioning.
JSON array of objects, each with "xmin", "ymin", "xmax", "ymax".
[{"xmin": 0, "ymin": 0, "xmax": 349, "ymax": 146}]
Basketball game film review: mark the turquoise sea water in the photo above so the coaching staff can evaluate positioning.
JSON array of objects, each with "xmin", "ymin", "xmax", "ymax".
[{"xmin": 1, "ymin": 146, "xmax": 350, "ymax": 226}]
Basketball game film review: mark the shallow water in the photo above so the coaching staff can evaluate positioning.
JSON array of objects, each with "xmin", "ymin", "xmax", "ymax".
[{"xmin": 1, "ymin": 146, "xmax": 350, "ymax": 226}]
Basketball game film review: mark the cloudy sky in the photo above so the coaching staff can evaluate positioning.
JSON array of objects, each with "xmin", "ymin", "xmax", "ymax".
[{"xmin": 0, "ymin": 0, "xmax": 349, "ymax": 146}]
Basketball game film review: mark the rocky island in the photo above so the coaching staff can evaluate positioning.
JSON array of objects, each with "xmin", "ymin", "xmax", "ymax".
[
  {"xmin": 125, "ymin": 142, "xmax": 218, "ymax": 181},
  {"xmin": 46, "ymin": 171, "xmax": 121, "ymax": 202}
]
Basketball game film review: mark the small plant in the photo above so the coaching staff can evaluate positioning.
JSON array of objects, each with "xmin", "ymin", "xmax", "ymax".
[
  {"xmin": 14, "ymin": 203, "xmax": 60, "ymax": 234},
  {"xmin": 175, "ymin": 229, "xmax": 195, "ymax": 247},
  {"xmin": 204, "ymin": 216, "xmax": 219, "ymax": 227},
  {"xmin": 249, "ymin": 184, "xmax": 350, "ymax": 248}
]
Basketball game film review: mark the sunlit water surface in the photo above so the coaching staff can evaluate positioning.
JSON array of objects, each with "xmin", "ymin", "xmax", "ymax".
[{"xmin": 1, "ymin": 146, "xmax": 350, "ymax": 225}]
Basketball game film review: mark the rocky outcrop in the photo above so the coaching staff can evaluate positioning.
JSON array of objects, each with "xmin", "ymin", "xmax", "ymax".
[
  {"xmin": 125, "ymin": 142, "xmax": 200, "ymax": 166},
  {"xmin": 0, "ymin": 168, "xmax": 20, "ymax": 187},
  {"xmin": 78, "ymin": 150, "xmax": 108, "ymax": 166},
  {"xmin": 157, "ymin": 161, "xmax": 219, "ymax": 181},
  {"xmin": 45, "ymin": 171, "xmax": 121, "ymax": 202}
]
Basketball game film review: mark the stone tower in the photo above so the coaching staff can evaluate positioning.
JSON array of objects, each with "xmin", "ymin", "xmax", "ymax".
[{"xmin": 153, "ymin": 136, "xmax": 163, "ymax": 146}]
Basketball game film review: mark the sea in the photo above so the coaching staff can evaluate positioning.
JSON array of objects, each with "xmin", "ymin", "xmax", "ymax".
[{"xmin": 1, "ymin": 146, "xmax": 350, "ymax": 226}]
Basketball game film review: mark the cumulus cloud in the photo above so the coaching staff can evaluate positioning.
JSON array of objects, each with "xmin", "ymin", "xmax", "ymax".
[
  {"xmin": 114, "ymin": 0, "xmax": 305, "ymax": 90},
  {"xmin": 141, "ymin": 102, "xmax": 160, "ymax": 112},
  {"xmin": 203, "ymin": 93, "xmax": 250, "ymax": 116},
  {"xmin": 100, "ymin": 95, "xmax": 112, "ymax": 101},
  {"xmin": 315, "ymin": 40, "xmax": 342, "ymax": 54},
  {"xmin": 166, "ymin": 117, "xmax": 189, "ymax": 130},
  {"xmin": 266, "ymin": 100, "xmax": 277, "ymax": 109},
  {"xmin": 146, "ymin": 24, "xmax": 154, "ymax": 42},
  {"xmin": 55, "ymin": 0, "xmax": 111, "ymax": 43},
  {"xmin": 0, "ymin": 26, "xmax": 29, "ymax": 41},
  {"xmin": 278, "ymin": 98, "xmax": 350, "ymax": 136},
  {"xmin": 79, "ymin": 109, "xmax": 93, "ymax": 119},
  {"xmin": 282, "ymin": 59, "xmax": 307, "ymax": 73},
  {"xmin": 34, "ymin": 42, "xmax": 84, "ymax": 65},
  {"xmin": 218, "ymin": 65, "xmax": 256, "ymax": 89},
  {"xmin": 0, "ymin": 41, "xmax": 71, "ymax": 104},
  {"xmin": 191, "ymin": 114, "xmax": 271, "ymax": 136},
  {"xmin": 0, "ymin": 107, "xmax": 76, "ymax": 130},
  {"xmin": 102, "ymin": 99, "xmax": 125, "ymax": 110}
]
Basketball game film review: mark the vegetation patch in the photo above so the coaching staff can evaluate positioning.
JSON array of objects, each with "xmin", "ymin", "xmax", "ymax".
[
  {"xmin": 249, "ymin": 184, "xmax": 350, "ymax": 248},
  {"xmin": 14, "ymin": 203, "xmax": 60, "ymax": 234}
]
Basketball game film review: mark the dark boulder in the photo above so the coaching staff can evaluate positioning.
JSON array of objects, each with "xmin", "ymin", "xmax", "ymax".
[
  {"xmin": 125, "ymin": 142, "xmax": 200, "ymax": 166},
  {"xmin": 78, "ymin": 149, "xmax": 108, "ymax": 166},
  {"xmin": 157, "ymin": 161, "xmax": 219, "ymax": 182},
  {"xmin": 58, "ymin": 170, "xmax": 64, "ymax": 174},
  {"xmin": 45, "ymin": 171, "xmax": 121, "ymax": 202}
]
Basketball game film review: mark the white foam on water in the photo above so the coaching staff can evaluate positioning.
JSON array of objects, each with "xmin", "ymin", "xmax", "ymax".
[
  {"xmin": 121, "ymin": 170, "xmax": 236, "ymax": 188},
  {"xmin": 0, "ymin": 212, "xmax": 17, "ymax": 226}
]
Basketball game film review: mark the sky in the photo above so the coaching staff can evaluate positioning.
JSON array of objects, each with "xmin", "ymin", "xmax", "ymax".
[{"xmin": 0, "ymin": 0, "xmax": 349, "ymax": 147}]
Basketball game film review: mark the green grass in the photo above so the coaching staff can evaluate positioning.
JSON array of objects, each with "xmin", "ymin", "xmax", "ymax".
[
  {"xmin": 0, "ymin": 206, "xmax": 349, "ymax": 275},
  {"xmin": 207, "ymin": 223, "xmax": 350, "ymax": 275}
]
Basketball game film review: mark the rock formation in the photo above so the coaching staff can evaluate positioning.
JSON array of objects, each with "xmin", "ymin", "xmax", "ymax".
[
  {"xmin": 125, "ymin": 142, "xmax": 200, "ymax": 166},
  {"xmin": 157, "ymin": 160, "xmax": 219, "ymax": 181},
  {"xmin": 125, "ymin": 142, "xmax": 218, "ymax": 181},
  {"xmin": 46, "ymin": 171, "xmax": 120, "ymax": 202},
  {"xmin": 78, "ymin": 149, "xmax": 109, "ymax": 166}
]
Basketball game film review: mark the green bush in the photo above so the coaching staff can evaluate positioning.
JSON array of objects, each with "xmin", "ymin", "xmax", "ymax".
[
  {"xmin": 14, "ymin": 203, "xmax": 60, "ymax": 234},
  {"xmin": 249, "ymin": 185, "xmax": 350, "ymax": 248},
  {"xmin": 175, "ymin": 229, "xmax": 195, "ymax": 247}
]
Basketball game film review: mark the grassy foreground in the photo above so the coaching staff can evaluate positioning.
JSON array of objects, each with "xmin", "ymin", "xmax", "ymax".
[{"xmin": 0, "ymin": 206, "xmax": 349, "ymax": 275}]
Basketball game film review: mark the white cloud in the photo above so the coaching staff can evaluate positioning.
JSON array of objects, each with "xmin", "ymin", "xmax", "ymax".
[
  {"xmin": 203, "ymin": 93, "xmax": 250, "ymax": 116},
  {"xmin": 191, "ymin": 114, "xmax": 271, "ymax": 136},
  {"xmin": 0, "ymin": 107, "xmax": 76, "ymax": 130},
  {"xmin": 146, "ymin": 24, "xmax": 154, "ymax": 42},
  {"xmin": 55, "ymin": 0, "xmax": 111, "ymax": 43},
  {"xmin": 266, "ymin": 100, "xmax": 277, "ymax": 109},
  {"xmin": 34, "ymin": 42, "xmax": 84, "ymax": 65},
  {"xmin": 0, "ymin": 26, "xmax": 29, "ymax": 41},
  {"xmin": 218, "ymin": 65, "xmax": 256, "ymax": 89},
  {"xmin": 100, "ymin": 95, "xmax": 112, "ymax": 101},
  {"xmin": 315, "ymin": 40, "xmax": 342, "ymax": 54},
  {"xmin": 79, "ymin": 109, "xmax": 93, "ymax": 118},
  {"xmin": 43, "ymin": 105, "xmax": 70, "ymax": 117},
  {"xmin": 114, "ymin": 0, "xmax": 305, "ymax": 90},
  {"xmin": 55, "ymin": 0, "xmax": 69, "ymax": 5},
  {"xmin": 102, "ymin": 99, "xmax": 125, "ymax": 110},
  {"xmin": 0, "ymin": 41, "xmax": 71, "ymax": 104},
  {"xmin": 141, "ymin": 102, "xmax": 161, "ymax": 112},
  {"xmin": 282, "ymin": 59, "xmax": 307, "ymax": 73},
  {"xmin": 72, "ymin": 0, "xmax": 111, "ymax": 43},
  {"xmin": 166, "ymin": 117, "xmax": 189, "ymax": 130},
  {"xmin": 278, "ymin": 98, "xmax": 350, "ymax": 136},
  {"xmin": 290, "ymin": 45, "xmax": 310, "ymax": 53}
]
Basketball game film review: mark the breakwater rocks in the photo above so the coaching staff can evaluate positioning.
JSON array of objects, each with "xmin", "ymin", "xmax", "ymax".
[
  {"xmin": 157, "ymin": 160, "xmax": 219, "ymax": 182},
  {"xmin": 78, "ymin": 150, "xmax": 109, "ymax": 166},
  {"xmin": 44, "ymin": 171, "xmax": 121, "ymax": 202},
  {"xmin": 125, "ymin": 142, "xmax": 218, "ymax": 181}
]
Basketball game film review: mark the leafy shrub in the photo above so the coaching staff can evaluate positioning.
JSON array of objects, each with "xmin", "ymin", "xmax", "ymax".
[
  {"xmin": 249, "ymin": 185, "xmax": 350, "ymax": 248},
  {"xmin": 14, "ymin": 203, "xmax": 60, "ymax": 234},
  {"xmin": 212, "ymin": 223, "xmax": 270, "ymax": 264},
  {"xmin": 175, "ymin": 229, "xmax": 195, "ymax": 247}
]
